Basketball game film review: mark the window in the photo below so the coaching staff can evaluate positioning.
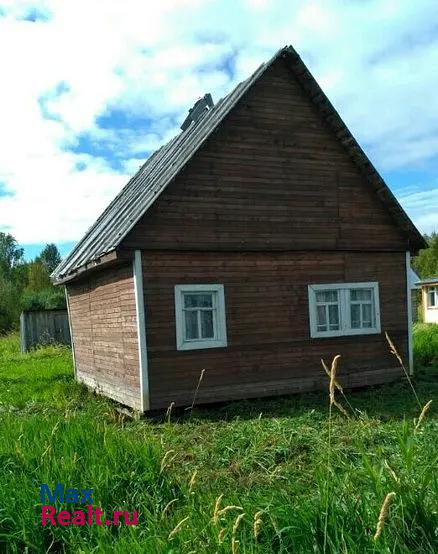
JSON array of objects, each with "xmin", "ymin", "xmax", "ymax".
[
  {"xmin": 175, "ymin": 284, "xmax": 227, "ymax": 350},
  {"xmin": 427, "ymin": 286, "xmax": 437, "ymax": 308},
  {"xmin": 308, "ymin": 282, "xmax": 380, "ymax": 338}
]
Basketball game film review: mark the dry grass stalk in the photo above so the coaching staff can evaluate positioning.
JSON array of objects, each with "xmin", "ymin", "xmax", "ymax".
[
  {"xmin": 231, "ymin": 513, "xmax": 245, "ymax": 554},
  {"xmin": 322, "ymin": 355, "xmax": 348, "ymax": 416},
  {"xmin": 232, "ymin": 513, "xmax": 245, "ymax": 536},
  {"xmin": 385, "ymin": 332, "xmax": 421, "ymax": 407},
  {"xmin": 165, "ymin": 401, "xmax": 175, "ymax": 422},
  {"xmin": 168, "ymin": 516, "xmax": 189, "ymax": 539},
  {"xmin": 321, "ymin": 358, "xmax": 343, "ymax": 393},
  {"xmin": 218, "ymin": 505, "xmax": 243, "ymax": 517},
  {"xmin": 253, "ymin": 511, "xmax": 263, "ymax": 540},
  {"xmin": 161, "ymin": 499, "xmax": 177, "ymax": 518},
  {"xmin": 218, "ymin": 527, "xmax": 227, "ymax": 544},
  {"xmin": 188, "ymin": 469, "xmax": 197, "ymax": 493},
  {"xmin": 160, "ymin": 449, "xmax": 177, "ymax": 474},
  {"xmin": 383, "ymin": 461, "xmax": 399, "ymax": 484},
  {"xmin": 415, "ymin": 400, "xmax": 432, "ymax": 431},
  {"xmin": 374, "ymin": 492, "xmax": 396, "ymax": 540},
  {"xmin": 187, "ymin": 369, "xmax": 206, "ymax": 414},
  {"xmin": 385, "ymin": 332, "xmax": 404, "ymax": 367},
  {"xmin": 213, "ymin": 494, "xmax": 224, "ymax": 524}
]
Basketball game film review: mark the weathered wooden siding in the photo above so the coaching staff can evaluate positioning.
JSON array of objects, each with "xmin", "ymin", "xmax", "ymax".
[
  {"xmin": 20, "ymin": 309, "xmax": 70, "ymax": 353},
  {"xmin": 142, "ymin": 251, "xmax": 408, "ymax": 409},
  {"xmin": 122, "ymin": 58, "xmax": 407, "ymax": 253},
  {"xmin": 67, "ymin": 265, "xmax": 141, "ymax": 410}
]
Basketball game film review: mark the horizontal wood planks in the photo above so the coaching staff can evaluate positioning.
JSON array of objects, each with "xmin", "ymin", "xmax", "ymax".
[
  {"xmin": 122, "ymin": 57, "xmax": 408, "ymax": 253},
  {"xmin": 67, "ymin": 264, "xmax": 141, "ymax": 410},
  {"xmin": 142, "ymin": 250, "xmax": 408, "ymax": 409}
]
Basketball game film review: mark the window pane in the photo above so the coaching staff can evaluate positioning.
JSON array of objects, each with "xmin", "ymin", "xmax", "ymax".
[
  {"xmin": 200, "ymin": 310, "xmax": 214, "ymax": 339},
  {"xmin": 351, "ymin": 289, "xmax": 372, "ymax": 302},
  {"xmin": 351, "ymin": 304, "xmax": 361, "ymax": 328},
  {"xmin": 184, "ymin": 293, "xmax": 213, "ymax": 308},
  {"xmin": 328, "ymin": 304, "xmax": 339, "ymax": 330},
  {"xmin": 317, "ymin": 305, "xmax": 327, "ymax": 331},
  {"xmin": 362, "ymin": 304, "xmax": 372, "ymax": 327},
  {"xmin": 428, "ymin": 291, "xmax": 436, "ymax": 307},
  {"xmin": 184, "ymin": 310, "xmax": 199, "ymax": 339},
  {"xmin": 316, "ymin": 290, "xmax": 338, "ymax": 303}
]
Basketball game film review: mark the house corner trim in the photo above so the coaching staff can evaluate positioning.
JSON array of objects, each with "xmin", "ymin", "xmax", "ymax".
[
  {"xmin": 405, "ymin": 251, "xmax": 414, "ymax": 375},
  {"xmin": 65, "ymin": 286, "xmax": 77, "ymax": 378},
  {"xmin": 133, "ymin": 250, "xmax": 150, "ymax": 411}
]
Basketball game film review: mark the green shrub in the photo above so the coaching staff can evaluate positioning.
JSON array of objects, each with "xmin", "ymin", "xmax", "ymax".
[
  {"xmin": 21, "ymin": 288, "xmax": 66, "ymax": 311},
  {"xmin": 413, "ymin": 323, "xmax": 438, "ymax": 366}
]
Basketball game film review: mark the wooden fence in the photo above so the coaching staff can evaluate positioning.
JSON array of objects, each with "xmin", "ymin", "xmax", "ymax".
[{"xmin": 20, "ymin": 309, "xmax": 71, "ymax": 353}]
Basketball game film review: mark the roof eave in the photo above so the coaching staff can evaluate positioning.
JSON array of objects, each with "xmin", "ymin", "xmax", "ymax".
[{"xmin": 52, "ymin": 249, "xmax": 123, "ymax": 285}]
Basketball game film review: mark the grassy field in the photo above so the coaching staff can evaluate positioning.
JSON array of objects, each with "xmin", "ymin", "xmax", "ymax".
[{"xmin": 0, "ymin": 329, "xmax": 437, "ymax": 553}]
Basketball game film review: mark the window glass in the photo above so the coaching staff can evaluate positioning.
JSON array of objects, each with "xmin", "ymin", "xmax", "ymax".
[
  {"xmin": 317, "ymin": 305, "xmax": 327, "ymax": 331},
  {"xmin": 350, "ymin": 303, "xmax": 360, "ymax": 328},
  {"xmin": 349, "ymin": 288, "xmax": 374, "ymax": 329},
  {"xmin": 428, "ymin": 287, "xmax": 436, "ymax": 307},
  {"xmin": 351, "ymin": 289, "xmax": 372, "ymax": 302},
  {"xmin": 316, "ymin": 290, "xmax": 338, "ymax": 303},
  {"xmin": 184, "ymin": 310, "xmax": 199, "ymax": 340},
  {"xmin": 315, "ymin": 290, "xmax": 340, "ymax": 332},
  {"xmin": 328, "ymin": 304, "xmax": 339, "ymax": 330},
  {"xmin": 184, "ymin": 293, "xmax": 213, "ymax": 308},
  {"xmin": 200, "ymin": 310, "xmax": 214, "ymax": 338}
]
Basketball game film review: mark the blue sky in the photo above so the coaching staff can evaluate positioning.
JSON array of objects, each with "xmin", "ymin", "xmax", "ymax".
[{"xmin": 0, "ymin": 0, "xmax": 437, "ymax": 261}]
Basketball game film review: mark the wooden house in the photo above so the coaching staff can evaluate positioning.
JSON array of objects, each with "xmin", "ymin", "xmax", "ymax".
[
  {"xmin": 416, "ymin": 278, "xmax": 438, "ymax": 323},
  {"xmin": 52, "ymin": 46, "xmax": 426, "ymax": 411}
]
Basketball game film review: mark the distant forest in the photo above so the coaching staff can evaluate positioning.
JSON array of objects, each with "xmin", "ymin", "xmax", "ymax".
[
  {"xmin": 0, "ymin": 231, "xmax": 437, "ymax": 334},
  {"xmin": 0, "ymin": 232, "xmax": 65, "ymax": 332}
]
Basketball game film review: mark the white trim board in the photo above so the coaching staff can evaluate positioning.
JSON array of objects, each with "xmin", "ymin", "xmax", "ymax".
[
  {"xmin": 65, "ymin": 286, "xmax": 77, "ymax": 378},
  {"xmin": 405, "ymin": 251, "xmax": 414, "ymax": 375},
  {"xmin": 133, "ymin": 250, "xmax": 150, "ymax": 411}
]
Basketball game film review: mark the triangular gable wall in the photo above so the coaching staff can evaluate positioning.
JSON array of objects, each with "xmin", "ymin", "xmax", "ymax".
[{"xmin": 122, "ymin": 57, "xmax": 409, "ymax": 253}]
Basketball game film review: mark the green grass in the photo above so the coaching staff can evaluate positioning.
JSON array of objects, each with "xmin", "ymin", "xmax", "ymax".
[
  {"xmin": 0, "ymin": 332, "xmax": 437, "ymax": 553},
  {"xmin": 413, "ymin": 322, "xmax": 438, "ymax": 366}
]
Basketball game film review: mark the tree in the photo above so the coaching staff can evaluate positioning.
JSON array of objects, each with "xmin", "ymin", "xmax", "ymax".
[
  {"xmin": 0, "ymin": 232, "xmax": 24, "ymax": 278},
  {"xmin": 26, "ymin": 261, "xmax": 51, "ymax": 292},
  {"xmin": 413, "ymin": 233, "xmax": 438, "ymax": 279},
  {"xmin": 37, "ymin": 243, "xmax": 61, "ymax": 274}
]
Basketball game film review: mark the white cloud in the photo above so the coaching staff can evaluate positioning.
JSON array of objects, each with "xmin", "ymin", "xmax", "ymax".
[{"xmin": 0, "ymin": 0, "xmax": 436, "ymax": 248}]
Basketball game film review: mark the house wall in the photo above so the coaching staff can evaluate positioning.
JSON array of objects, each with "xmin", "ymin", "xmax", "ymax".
[
  {"xmin": 423, "ymin": 286, "xmax": 438, "ymax": 323},
  {"xmin": 142, "ymin": 250, "xmax": 408, "ymax": 410},
  {"xmin": 66, "ymin": 264, "xmax": 142, "ymax": 410},
  {"xmin": 122, "ymin": 57, "xmax": 408, "ymax": 254}
]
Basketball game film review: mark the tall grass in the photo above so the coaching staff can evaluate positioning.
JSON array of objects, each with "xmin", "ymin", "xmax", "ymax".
[
  {"xmin": 0, "ymin": 333, "xmax": 436, "ymax": 553},
  {"xmin": 413, "ymin": 323, "xmax": 438, "ymax": 366}
]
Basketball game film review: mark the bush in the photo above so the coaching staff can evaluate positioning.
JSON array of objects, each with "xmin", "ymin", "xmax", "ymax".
[
  {"xmin": 413, "ymin": 323, "xmax": 438, "ymax": 366},
  {"xmin": 0, "ymin": 276, "xmax": 21, "ymax": 333},
  {"xmin": 21, "ymin": 288, "xmax": 66, "ymax": 311}
]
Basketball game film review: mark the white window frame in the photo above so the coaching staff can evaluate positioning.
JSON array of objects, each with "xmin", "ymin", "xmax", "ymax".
[
  {"xmin": 174, "ymin": 284, "xmax": 227, "ymax": 351},
  {"xmin": 308, "ymin": 282, "xmax": 381, "ymax": 338},
  {"xmin": 426, "ymin": 286, "xmax": 438, "ymax": 308}
]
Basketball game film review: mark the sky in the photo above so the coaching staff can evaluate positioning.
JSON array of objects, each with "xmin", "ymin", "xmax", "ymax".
[{"xmin": 0, "ymin": 0, "xmax": 437, "ymax": 261}]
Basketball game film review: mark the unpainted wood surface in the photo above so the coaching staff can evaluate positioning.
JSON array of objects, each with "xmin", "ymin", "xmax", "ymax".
[
  {"xmin": 141, "ymin": 251, "xmax": 408, "ymax": 409},
  {"xmin": 123, "ymin": 58, "xmax": 407, "ymax": 253},
  {"xmin": 67, "ymin": 264, "xmax": 141, "ymax": 409},
  {"xmin": 20, "ymin": 310, "xmax": 70, "ymax": 353}
]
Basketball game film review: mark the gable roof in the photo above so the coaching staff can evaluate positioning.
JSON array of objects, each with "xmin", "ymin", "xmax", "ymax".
[{"xmin": 52, "ymin": 45, "xmax": 426, "ymax": 283}]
